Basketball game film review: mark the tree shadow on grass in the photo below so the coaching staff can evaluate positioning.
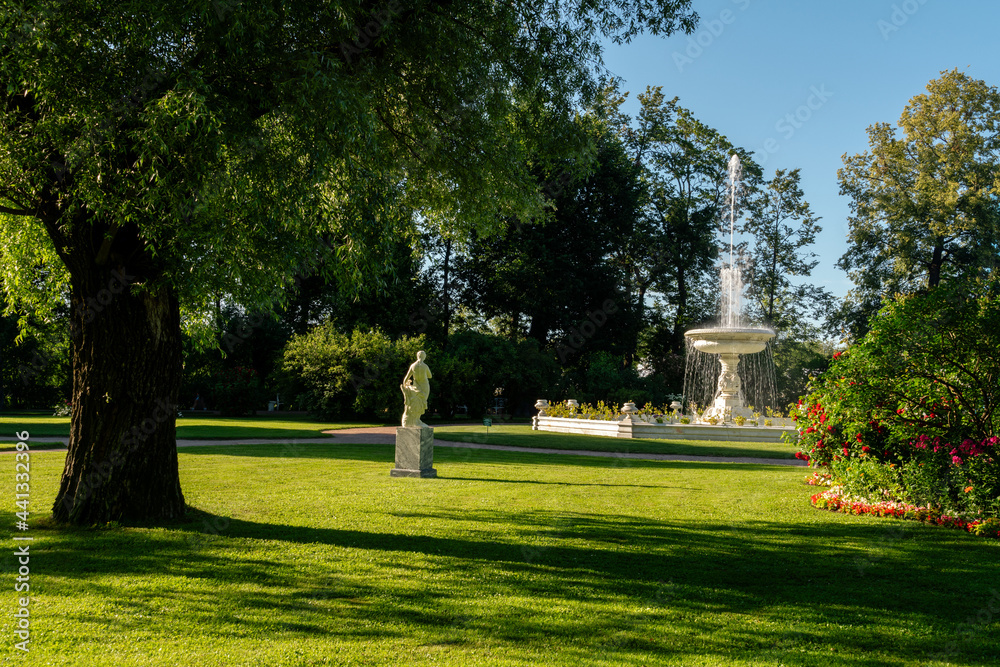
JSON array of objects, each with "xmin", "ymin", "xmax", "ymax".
[
  {"xmin": 177, "ymin": 441, "xmax": 797, "ymax": 475},
  {"xmin": 435, "ymin": 428, "xmax": 797, "ymax": 460},
  {"xmin": 14, "ymin": 501, "xmax": 999, "ymax": 665},
  {"xmin": 432, "ymin": 476, "xmax": 677, "ymax": 489}
]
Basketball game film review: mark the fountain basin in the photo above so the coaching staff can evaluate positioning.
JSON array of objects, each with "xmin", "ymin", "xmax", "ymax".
[{"xmin": 685, "ymin": 327, "xmax": 775, "ymax": 355}]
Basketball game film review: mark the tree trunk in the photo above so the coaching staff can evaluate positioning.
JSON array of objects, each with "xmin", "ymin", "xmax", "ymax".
[
  {"xmin": 928, "ymin": 240, "xmax": 944, "ymax": 288},
  {"xmin": 623, "ymin": 284, "xmax": 647, "ymax": 367},
  {"xmin": 526, "ymin": 313, "xmax": 549, "ymax": 344},
  {"xmin": 440, "ymin": 238, "xmax": 452, "ymax": 340},
  {"xmin": 671, "ymin": 269, "xmax": 688, "ymax": 354},
  {"xmin": 52, "ymin": 266, "xmax": 185, "ymax": 524}
]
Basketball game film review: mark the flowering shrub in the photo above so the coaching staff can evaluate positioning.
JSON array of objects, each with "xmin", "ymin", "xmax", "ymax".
[
  {"xmin": 544, "ymin": 400, "xmax": 679, "ymax": 421},
  {"xmin": 789, "ymin": 279, "xmax": 1000, "ymax": 519},
  {"xmin": 811, "ymin": 488, "xmax": 1000, "ymax": 540},
  {"xmin": 804, "ymin": 471, "xmax": 832, "ymax": 486}
]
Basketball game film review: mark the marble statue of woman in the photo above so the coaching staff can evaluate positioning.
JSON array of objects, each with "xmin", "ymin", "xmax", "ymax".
[{"xmin": 401, "ymin": 350, "xmax": 432, "ymax": 427}]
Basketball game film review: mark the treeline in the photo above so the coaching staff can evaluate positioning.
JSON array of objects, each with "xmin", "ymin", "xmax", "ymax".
[
  {"xmin": 33, "ymin": 66, "xmax": 1000, "ymax": 418},
  {"xmin": 2, "ymin": 84, "xmax": 839, "ymax": 417}
]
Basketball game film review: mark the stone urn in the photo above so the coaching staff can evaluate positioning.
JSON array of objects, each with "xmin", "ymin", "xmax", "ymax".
[
  {"xmin": 534, "ymin": 399, "xmax": 549, "ymax": 416},
  {"xmin": 566, "ymin": 399, "xmax": 579, "ymax": 416},
  {"xmin": 621, "ymin": 402, "xmax": 638, "ymax": 420}
]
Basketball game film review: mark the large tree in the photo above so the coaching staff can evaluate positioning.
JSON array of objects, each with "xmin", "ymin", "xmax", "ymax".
[
  {"xmin": 0, "ymin": 0, "xmax": 697, "ymax": 524},
  {"xmin": 835, "ymin": 69, "xmax": 1000, "ymax": 337},
  {"xmin": 742, "ymin": 168, "xmax": 833, "ymax": 340},
  {"xmin": 613, "ymin": 86, "xmax": 761, "ymax": 354},
  {"xmin": 453, "ymin": 125, "xmax": 643, "ymax": 358}
]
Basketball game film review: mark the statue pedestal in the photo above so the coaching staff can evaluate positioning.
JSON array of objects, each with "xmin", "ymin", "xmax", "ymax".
[{"xmin": 391, "ymin": 427, "xmax": 436, "ymax": 478}]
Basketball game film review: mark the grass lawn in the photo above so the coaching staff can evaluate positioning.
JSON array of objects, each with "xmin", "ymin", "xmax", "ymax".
[
  {"xmin": 0, "ymin": 413, "xmax": 380, "ymax": 448},
  {"xmin": 4, "ymin": 442, "xmax": 997, "ymax": 665},
  {"xmin": 434, "ymin": 424, "xmax": 798, "ymax": 459}
]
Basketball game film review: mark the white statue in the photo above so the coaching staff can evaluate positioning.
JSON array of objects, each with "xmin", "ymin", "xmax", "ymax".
[{"xmin": 401, "ymin": 350, "xmax": 432, "ymax": 427}]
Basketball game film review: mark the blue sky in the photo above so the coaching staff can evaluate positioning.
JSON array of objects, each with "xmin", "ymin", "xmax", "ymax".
[{"xmin": 599, "ymin": 0, "xmax": 1000, "ymax": 299}]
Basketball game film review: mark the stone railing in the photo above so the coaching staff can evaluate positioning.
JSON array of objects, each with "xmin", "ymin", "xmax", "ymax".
[{"xmin": 532, "ymin": 400, "xmax": 796, "ymax": 443}]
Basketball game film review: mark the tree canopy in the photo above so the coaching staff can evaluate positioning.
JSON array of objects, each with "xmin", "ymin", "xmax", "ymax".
[
  {"xmin": 0, "ymin": 0, "xmax": 698, "ymax": 524},
  {"xmin": 835, "ymin": 69, "xmax": 1000, "ymax": 337},
  {"xmin": 743, "ymin": 167, "xmax": 832, "ymax": 340}
]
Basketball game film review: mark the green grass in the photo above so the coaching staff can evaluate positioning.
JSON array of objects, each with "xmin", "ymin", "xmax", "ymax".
[
  {"xmin": 0, "ymin": 413, "xmax": 380, "ymax": 447},
  {"xmin": 173, "ymin": 416, "xmax": 379, "ymax": 439},
  {"xmin": 0, "ymin": 414, "xmax": 71, "ymax": 438},
  {"xmin": 4, "ymin": 443, "xmax": 997, "ymax": 665},
  {"xmin": 435, "ymin": 424, "xmax": 798, "ymax": 459}
]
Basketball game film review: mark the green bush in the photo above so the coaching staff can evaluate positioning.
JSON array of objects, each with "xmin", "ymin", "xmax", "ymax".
[
  {"xmin": 790, "ymin": 279, "xmax": 1000, "ymax": 517},
  {"xmin": 412, "ymin": 330, "xmax": 559, "ymax": 418},
  {"xmin": 281, "ymin": 323, "xmax": 428, "ymax": 420}
]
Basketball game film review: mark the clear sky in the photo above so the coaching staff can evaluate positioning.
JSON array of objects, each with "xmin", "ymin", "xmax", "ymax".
[{"xmin": 599, "ymin": 0, "xmax": 1000, "ymax": 299}]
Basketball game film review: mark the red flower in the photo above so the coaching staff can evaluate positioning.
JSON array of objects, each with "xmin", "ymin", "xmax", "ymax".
[{"xmin": 861, "ymin": 446, "xmax": 871, "ymax": 454}]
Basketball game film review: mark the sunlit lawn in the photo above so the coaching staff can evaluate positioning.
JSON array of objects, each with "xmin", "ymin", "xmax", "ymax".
[
  {"xmin": 0, "ymin": 413, "xmax": 380, "ymax": 448},
  {"xmin": 4, "ymin": 441, "xmax": 997, "ymax": 666}
]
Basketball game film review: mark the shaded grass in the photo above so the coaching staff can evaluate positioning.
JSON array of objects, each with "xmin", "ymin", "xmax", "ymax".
[
  {"xmin": 435, "ymin": 424, "xmax": 798, "ymax": 459},
  {"xmin": 3, "ymin": 442, "xmax": 997, "ymax": 665}
]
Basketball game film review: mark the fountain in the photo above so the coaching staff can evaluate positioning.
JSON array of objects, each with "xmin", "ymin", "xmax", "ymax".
[
  {"xmin": 529, "ymin": 154, "xmax": 792, "ymax": 442},
  {"xmin": 684, "ymin": 154, "xmax": 775, "ymax": 422}
]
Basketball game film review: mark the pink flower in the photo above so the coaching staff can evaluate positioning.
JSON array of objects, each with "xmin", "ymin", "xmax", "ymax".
[{"xmin": 951, "ymin": 456, "xmax": 963, "ymax": 465}]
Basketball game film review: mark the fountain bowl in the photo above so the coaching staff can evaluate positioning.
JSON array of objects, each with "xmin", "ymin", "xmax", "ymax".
[{"xmin": 684, "ymin": 327, "xmax": 775, "ymax": 355}]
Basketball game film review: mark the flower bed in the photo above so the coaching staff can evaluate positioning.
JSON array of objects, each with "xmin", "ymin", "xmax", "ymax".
[{"xmin": 811, "ymin": 487, "xmax": 1000, "ymax": 539}]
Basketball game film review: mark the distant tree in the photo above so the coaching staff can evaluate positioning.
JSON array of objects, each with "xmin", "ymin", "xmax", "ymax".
[
  {"xmin": 835, "ymin": 70, "xmax": 1000, "ymax": 337},
  {"xmin": 608, "ymin": 86, "xmax": 762, "ymax": 354},
  {"xmin": 770, "ymin": 338, "xmax": 834, "ymax": 410},
  {"xmin": 281, "ymin": 235, "xmax": 435, "ymax": 339},
  {"xmin": 453, "ymin": 127, "xmax": 643, "ymax": 360},
  {"xmin": 0, "ymin": 299, "xmax": 70, "ymax": 409},
  {"xmin": 743, "ymin": 168, "xmax": 834, "ymax": 340}
]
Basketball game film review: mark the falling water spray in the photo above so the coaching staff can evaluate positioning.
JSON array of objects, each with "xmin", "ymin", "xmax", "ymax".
[{"xmin": 682, "ymin": 153, "xmax": 777, "ymax": 421}]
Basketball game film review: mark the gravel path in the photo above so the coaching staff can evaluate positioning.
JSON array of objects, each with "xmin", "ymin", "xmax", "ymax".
[{"xmin": 16, "ymin": 429, "xmax": 804, "ymax": 466}]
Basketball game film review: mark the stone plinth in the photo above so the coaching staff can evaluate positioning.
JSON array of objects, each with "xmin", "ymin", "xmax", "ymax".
[{"xmin": 391, "ymin": 427, "xmax": 436, "ymax": 478}]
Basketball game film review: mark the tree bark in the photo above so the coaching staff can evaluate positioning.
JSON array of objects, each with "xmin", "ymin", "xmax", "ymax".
[
  {"xmin": 440, "ymin": 237, "xmax": 452, "ymax": 340},
  {"xmin": 671, "ymin": 268, "xmax": 688, "ymax": 354},
  {"xmin": 928, "ymin": 240, "xmax": 944, "ymax": 288},
  {"xmin": 52, "ymin": 265, "xmax": 185, "ymax": 524}
]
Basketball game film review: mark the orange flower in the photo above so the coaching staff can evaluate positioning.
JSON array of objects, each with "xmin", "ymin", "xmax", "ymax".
[{"xmin": 964, "ymin": 486, "xmax": 974, "ymax": 493}]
